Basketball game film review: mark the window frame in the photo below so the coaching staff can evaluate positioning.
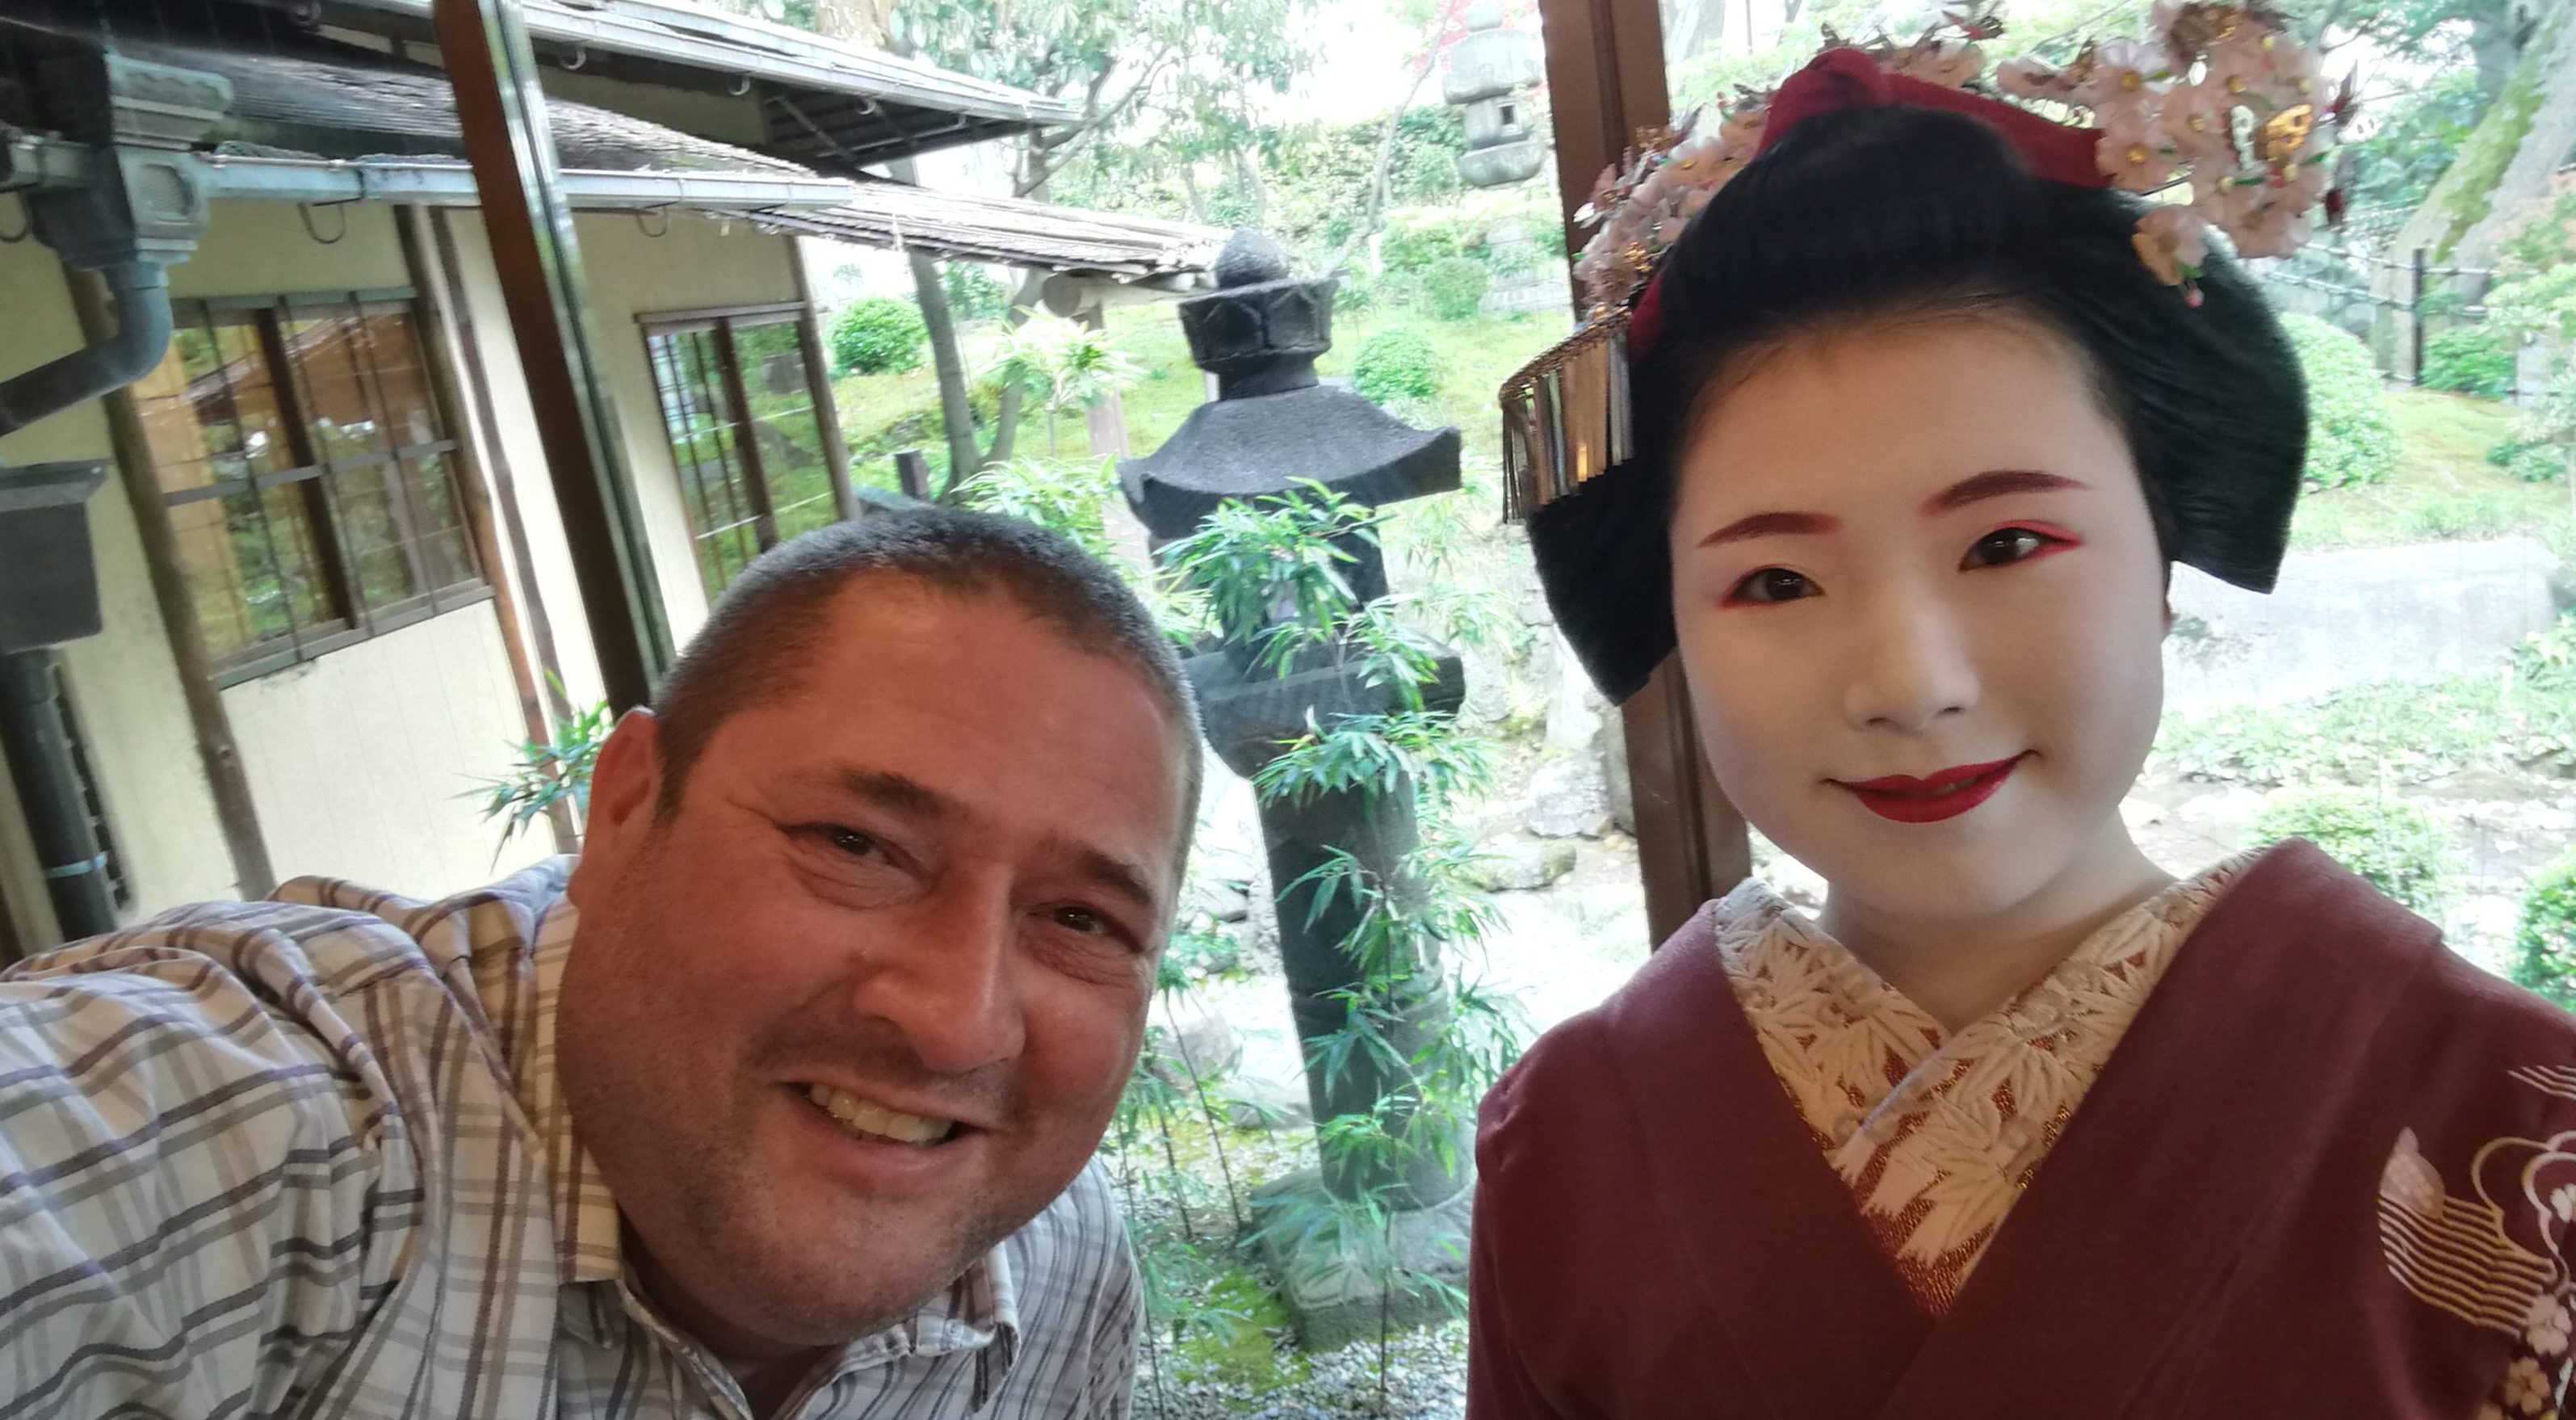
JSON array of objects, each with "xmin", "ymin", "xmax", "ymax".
[
  {"xmin": 638, "ymin": 300, "xmax": 847, "ymax": 598},
  {"xmin": 146, "ymin": 288, "xmax": 493, "ymax": 686}
]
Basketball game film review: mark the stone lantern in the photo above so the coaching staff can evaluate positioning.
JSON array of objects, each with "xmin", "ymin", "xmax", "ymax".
[
  {"xmin": 1121, "ymin": 231, "xmax": 1475, "ymax": 1348},
  {"xmin": 1442, "ymin": 0, "xmax": 1546, "ymax": 189}
]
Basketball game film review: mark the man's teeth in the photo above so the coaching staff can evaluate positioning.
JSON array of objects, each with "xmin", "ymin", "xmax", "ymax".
[{"xmin": 804, "ymin": 1083, "xmax": 956, "ymax": 1145}]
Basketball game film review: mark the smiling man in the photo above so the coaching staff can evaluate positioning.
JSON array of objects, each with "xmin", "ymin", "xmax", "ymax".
[{"xmin": 0, "ymin": 508, "xmax": 1201, "ymax": 1420}]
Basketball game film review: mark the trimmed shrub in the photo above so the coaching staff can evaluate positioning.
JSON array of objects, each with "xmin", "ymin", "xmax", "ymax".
[
  {"xmin": 2250, "ymin": 787, "xmax": 2455, "ymax": 914},
  {"xmin": 1380, "ymin": 212, "xmax": 1467, "ymax": 275},
  {"xmin": 829, "ymin": 296, "xmax": 927, "ymax": 376},
  {"xmin": 2282, "ymin": 313, "xmax": 2401, "ymax": 489},
  {"xmin": 2507, "ymin": 442, "xmax": 2570, "ymax": 483},
  {"xmin": 1352, "ymin": 329, "xmax": 1438, "ymax": 405},
  {"xmin": 2513, "ymin": 852, "xmax": 2576, "ymax": 1010},
  {"xmin": 1422, "ymin": 256, "xmax": 1491, "ymax": 321},
  {"xmin": 2422, "ymin": 326, "xmax": 2515, "ymax": 398}
]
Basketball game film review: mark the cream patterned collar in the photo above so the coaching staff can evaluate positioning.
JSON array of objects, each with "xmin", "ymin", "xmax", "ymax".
[{"xmin": 1710, "ymin": 855, "xmax": 2253, "ymax": 1312}]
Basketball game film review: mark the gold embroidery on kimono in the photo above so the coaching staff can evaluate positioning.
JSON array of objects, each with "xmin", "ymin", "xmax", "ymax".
[
  {"xmin": 1711, "ymin": 857, "xmax": 2251, "ymax": 1314},
  {"xmin": 2382, "ymin": 1073, "xmax": 2576, "ymax": 1418}
]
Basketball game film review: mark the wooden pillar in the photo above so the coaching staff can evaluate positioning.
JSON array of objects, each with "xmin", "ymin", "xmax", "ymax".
[
  {"xmin": 67, "ymin": 275, "xmax": 277, "ymax": 901},
  {"xmin": 400, "ymin": 204, "xmax": 577, "ymax": 855},
  {"xmin": 1538, "ymin": 0, "xmax": 1751, "ymax": 946}
]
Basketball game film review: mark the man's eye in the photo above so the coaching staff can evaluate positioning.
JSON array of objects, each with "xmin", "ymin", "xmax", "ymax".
[
  {"xmin": 1051, "ymin": 906, "xmax": 1106, "ymax": 935},
  {"xmin": 1726, "ymin": 567, "xmax": 1817, "ymax": 605},
  {"xmin": 814, "ymin": 826, "xmax": 882, "ymax": 859},
  {"xmin": 1962, "ymin": 527, "xmax": 2063, "ymax": 569}
]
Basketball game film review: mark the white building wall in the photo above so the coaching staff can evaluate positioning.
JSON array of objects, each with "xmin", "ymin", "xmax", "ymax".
[
  {"xmin": 0, "ymin": 196, "xmax": 238, "ymax": 945},
  {"xmin": 0, "ymin": 194, "xmax": 820, "ymax": 943}
]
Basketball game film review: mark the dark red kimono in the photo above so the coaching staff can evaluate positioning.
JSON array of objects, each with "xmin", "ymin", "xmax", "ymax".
[{"xmin": 1467, "ymin": 840, "xmax": 2576, "ymax": 1418}]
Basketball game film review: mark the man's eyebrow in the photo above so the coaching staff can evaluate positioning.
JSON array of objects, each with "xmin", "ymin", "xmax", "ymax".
[
  {"xmin": 1696, "ymin": 510, "xmax": 1844, "ymax": 548},
  {"xmin": 1923, "ymin": 468, "xmax": 2091, "ymax": 515},
  {"xmin": 830, "ymin": 769, "xmax": 955, "ymax": 820},
  {"xmin": 1060, "ymin": 842, "xmax": 1161, "ymax": 917}
]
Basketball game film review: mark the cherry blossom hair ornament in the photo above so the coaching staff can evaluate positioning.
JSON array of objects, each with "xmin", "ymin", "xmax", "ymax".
[{"xmin": 1500, "ymin": 14, "xmax": 2325, "ymax": 703}]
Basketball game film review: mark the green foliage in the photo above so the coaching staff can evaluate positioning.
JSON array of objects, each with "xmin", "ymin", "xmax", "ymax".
[
  {"xmin": 2282, "ymin": 314, "xmax": 2402, "ymax": 489},
  {"xmin": 983, "ymin": 315, "xmax": 1143, "ymax": 456},
  {"xmin": 953, "ymin": 456, "xmax": 1120, "ymax": 559},
  {"xmin": 2250, "ymin": 788, "xmax": 2457, "ymax": 914},
  {"xmin": 829, "ymin": 296, "xmax": 926, "ymax": 376},
  {"xmin": 2420, "ymin": 326, "xmax": 2515, "ymax": 399},
  {"xmin": 1352, "ymin": 329, "xmax": 1439, "ymax": 405},
  {"xmin": 1421, "ymin": 256, "xmax": 1491, "ymax": 322},
  {"xmin": 940, "ymin": 263, "xmax": 1012, "ymax": 323},
  {"xmin": 2495, "ymin": 437, "xmax": 2570, "ymax": 484},
  {"xmin": 2511, "ymin": 851, "xmax": 2576, "ymax": 1011},
  {"xmin": 2335, "ymin": 68, "xmax": 2489, "ymax": 219},
  {"xmin": 1380, "ymin": 212, "xmax": 1466, "ymax": 275},
  {"xmin": 1161, "ymin": 480, "xmax": 1378, "ymax": 649},
  {"xmin": 2154, "ymin": 645, "xmax": 2576, "ymax": 788},
  {"xmin": 472, "ymin": 686, "xmax": 610, "ymax": 858}
]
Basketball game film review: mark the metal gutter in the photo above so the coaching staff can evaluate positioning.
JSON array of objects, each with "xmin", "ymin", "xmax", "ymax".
[
  {"xmin": 198, "ymin": 149, "xmax": 857, "ymax": 211},
  {"xmin": 325, "ymin": 0, "xmax": 1079, "ymax": 127}
]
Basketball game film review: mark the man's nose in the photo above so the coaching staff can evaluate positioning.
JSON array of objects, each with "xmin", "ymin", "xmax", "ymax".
[
  {"xmin": 1840, "ymin": 590, "xmax": 1980, "ymax": 735},
  {"xmin": 854, "ymin": 884, "xmax": 1025, "ymax": 1076}
]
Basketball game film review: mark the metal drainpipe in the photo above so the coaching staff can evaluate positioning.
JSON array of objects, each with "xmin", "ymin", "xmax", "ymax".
[
  {"xmin": 0, "ymin": 262, "xmax": 170, "ymax": 439},
  {"xmin": 0, "ymin": 649, "xmax": 115, "ymax": 942},
  {"xmin": 0, "ymin": 263, "xmax": 173, "ymax": 948}
]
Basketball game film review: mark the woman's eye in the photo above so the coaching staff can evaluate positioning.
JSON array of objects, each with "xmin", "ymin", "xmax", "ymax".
[
  {"xmin": 1961, "ymin": 527, "xmax": 2064, "ymax": 569},
  {"xmin": 1726, "ymin": 567, "xmax": 1818, "ymax": 605}
]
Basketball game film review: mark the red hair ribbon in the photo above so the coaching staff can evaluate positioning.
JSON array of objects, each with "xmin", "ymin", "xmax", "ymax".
[{"xmin": 1627, "ymin": 48, "xmax": 2108, "ymax": 359}]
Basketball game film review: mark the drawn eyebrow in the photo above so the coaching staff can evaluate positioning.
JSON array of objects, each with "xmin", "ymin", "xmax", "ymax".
[
  {"xmin": 1922, "ymin": 468, "xmax": 2091, "ymax": 514},
  {"xmin": 1697, "ymin": 510, "xmax": 1844, "ymax": 548}
]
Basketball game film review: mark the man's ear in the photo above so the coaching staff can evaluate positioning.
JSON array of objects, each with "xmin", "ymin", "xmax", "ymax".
[{"xmin": 566, "ymin": 709, "xmax": 664, "ymax": 906}]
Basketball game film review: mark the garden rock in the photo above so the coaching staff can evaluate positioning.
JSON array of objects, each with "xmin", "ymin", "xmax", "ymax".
[
  {"xmin": 1597, "ymin": 715, "xmax": 1634, "ymax": 837},
  {"xmin": 1473, "ymin": 835, "xmax": 1576, "ymax": 892},
  {"xmin": 1525, "ymin": 755, "xmax": 1613, "ymax": 838},
  {"xmin": 1148, "ymin": 989, "xmax": 1244, "ymax": 1086},
  {"xmin": 1223, "ymin": 1066, "xmax": 1312, "ymax": 1132}
]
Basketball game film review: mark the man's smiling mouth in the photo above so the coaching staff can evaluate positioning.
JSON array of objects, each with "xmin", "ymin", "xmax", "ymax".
[{"xmin": 802, "ymin": 1083, "xmax": 959, "ymax": 1146}]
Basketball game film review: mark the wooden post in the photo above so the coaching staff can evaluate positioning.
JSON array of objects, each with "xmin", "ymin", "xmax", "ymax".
[
  {"xmin": 2409, "ymin": 247, "xmax": 2427, "ymax": 387},
  {"xmin": 434, "ymin": 0, "xmax": 675, "ymax": 711},
  {"xmin": 1537, "ymin": 0, "xmax": 1750, "ymax": 946},
  {"xmin": 400, "ymin": 204, "xmax": 577, "ymax": 855},
  {"xmin": 893, "ymin": 449, "xmax": 931, "ymax": 500},
  {"xmin": 67, "ymin": 274, "xmax": 277, "ymax": 901}
]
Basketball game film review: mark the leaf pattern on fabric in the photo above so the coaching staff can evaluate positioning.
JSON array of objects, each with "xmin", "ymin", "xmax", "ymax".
[{"xmin": 1710, "ymin": 857, "xmax": 2252, "ymax": 1313}]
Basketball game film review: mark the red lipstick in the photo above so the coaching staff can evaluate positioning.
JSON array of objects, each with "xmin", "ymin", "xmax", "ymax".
[{"xmin": 1837, "ymin": 755, "xmax": 2024, "ymax": 824}]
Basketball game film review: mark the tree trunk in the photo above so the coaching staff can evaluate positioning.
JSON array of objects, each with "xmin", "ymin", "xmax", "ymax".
[
  {"xmin": 1660, "ymin": 0, "xmax": 1722, "ymax": 62},
  {"xmin": 1328, "ymin": 12, "xmax": 1454, "ymax": 276},
  {"xmin": 2370, "ymin": 1, "xmax": 2576, "ymax": 373},
  {"xmin": 889, "ymin": 158, "xmax": 982, "ymax": 483},
  {"xmin": 909, "ymin": 246, "xmax": 982, "ymax": 484}
]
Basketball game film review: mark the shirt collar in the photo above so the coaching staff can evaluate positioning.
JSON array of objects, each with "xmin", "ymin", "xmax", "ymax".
[{"xmin": 518, "ymin": 897, "xmax": 1023, "ymax": 1394}]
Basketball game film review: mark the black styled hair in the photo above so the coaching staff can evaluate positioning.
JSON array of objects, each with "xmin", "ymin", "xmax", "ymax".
[
  {"xmin": 1530, "ymin": 103, "xmax": 2308, "ymax": 703},
  {"xmin": 650, "ymin": 506, "xmax": 1203, "ymax": 847}
]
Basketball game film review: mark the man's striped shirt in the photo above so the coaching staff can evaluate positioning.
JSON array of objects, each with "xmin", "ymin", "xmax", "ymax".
[{"xmin": 0, "ymin": 859, "xmax": 1136, "ymax": 1418}]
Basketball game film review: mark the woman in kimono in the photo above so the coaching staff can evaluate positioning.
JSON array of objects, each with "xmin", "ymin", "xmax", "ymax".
[{"xmin": 1470, "ymin": 18, "xmax": 2576, "ymax": 1419}]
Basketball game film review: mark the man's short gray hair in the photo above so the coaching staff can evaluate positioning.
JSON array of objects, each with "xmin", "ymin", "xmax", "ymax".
[{"xmin": 648, "ymin": 506, "xmax": 1203, "ymax": 850}]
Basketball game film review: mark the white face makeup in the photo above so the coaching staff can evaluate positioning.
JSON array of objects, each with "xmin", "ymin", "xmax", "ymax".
[{"xmin": 1667, "ymin": 314, "xmax": 2171, "ymax": 936}]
